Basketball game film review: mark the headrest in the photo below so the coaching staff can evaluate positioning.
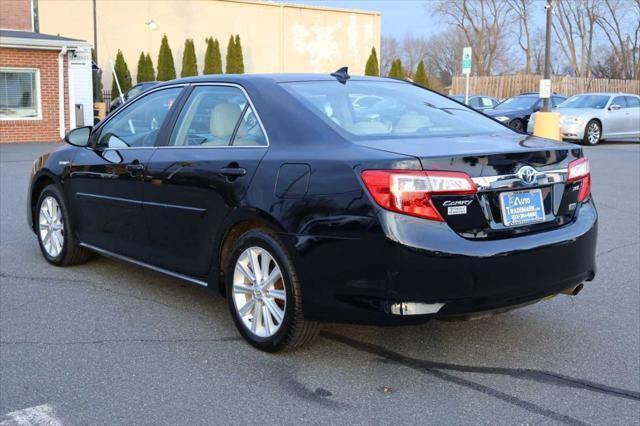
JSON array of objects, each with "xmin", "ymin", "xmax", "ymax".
[{"xmin": 210, "ymin": 103, "xmax": 247, "ymax": 138}]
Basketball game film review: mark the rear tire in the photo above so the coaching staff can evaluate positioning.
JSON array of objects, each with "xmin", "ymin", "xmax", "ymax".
[
  {"xmin": 225, "ymin": 229, "xmax": 319, "ymax": 352},
  {"xmin": 35, "ymin": 184, "xmax": 91, "ymax": 266},
  {"xmin": 583, "ymin": 120, "xmax": 602, "ymax": 145}
]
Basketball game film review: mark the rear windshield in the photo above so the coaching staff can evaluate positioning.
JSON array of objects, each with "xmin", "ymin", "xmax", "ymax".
[
  {"xmin": 282, "ymin": 81, "xmax": 509, "ymax": 139},
  {"xmin": 558, "ymin": 95, "xmax": 610, "ymax": 109}
]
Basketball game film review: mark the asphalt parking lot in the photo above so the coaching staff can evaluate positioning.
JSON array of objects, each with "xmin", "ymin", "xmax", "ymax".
[{"xmin": 1, "ymin": 141, "xmax": 639, "ymax": 425}]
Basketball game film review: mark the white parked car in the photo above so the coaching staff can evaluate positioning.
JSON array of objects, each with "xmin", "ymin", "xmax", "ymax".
[{"xmin": 528, "ymin": 93, "xmax": 640, "ymax": 145}]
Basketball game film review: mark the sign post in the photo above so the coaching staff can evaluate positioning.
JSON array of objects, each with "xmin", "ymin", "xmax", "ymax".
[{"xmin": 462, "ymin": 47, "xmax": 472, "ymax": 105}]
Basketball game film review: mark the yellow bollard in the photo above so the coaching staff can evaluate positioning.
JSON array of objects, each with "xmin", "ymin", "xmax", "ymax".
[{"xmin": 533, "ymin": 111, "xmax": 561, "ymax": 141}]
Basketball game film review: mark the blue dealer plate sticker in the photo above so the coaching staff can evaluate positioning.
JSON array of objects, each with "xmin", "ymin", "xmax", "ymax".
[{"xmin": 499, "ymin": 189, "xmax": 545, "ymax": 227}]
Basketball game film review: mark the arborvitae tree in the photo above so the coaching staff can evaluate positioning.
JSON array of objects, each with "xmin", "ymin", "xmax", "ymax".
[
  {"xmin": 137, "ymin": 52, "xmax": 155, "ymax": 83},
  {"xmin": 181, "ymin": 39, "xmax": 198, "ymax": 77},
  {"xmin": 145, "ymin": 53, "xmax": 156, "ymax": 81},
  {"xmin": 111, "ymin": 49, "xmax": 132, "ymax": 95},
  {"xmin": 413, "ymin": 60, "xmax": 430, "ymax": 88},
  {"xmin": 203, "ymin": 37, "xmax": 223, "ymax": 74},
  {"xmin": 388, "ymin": 59, "xmax": 405, "ymax": 79},
  {"xmin": 136, "ymin": 52, "xmax": 146, "ymax": 83},
  {"xmin": 91, "ymin": 48, "xmax": 103, "ymax": 102},
  {"xmin": 234, "ymin": 34, "xmax": 244, "ymax": 74},
  {"xmin": 364, "ymin": 47, "xmax": 379, "ymax": 76},
  {"xmin": 226, "ymin": 35, "xmax": 236, "ymax": 73},
  {"xmin": 157, "ymin": 34, "xmax": 177, "ymax": 81}
]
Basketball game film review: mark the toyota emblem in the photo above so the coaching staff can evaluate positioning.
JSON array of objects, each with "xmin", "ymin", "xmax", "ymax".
[{"xmin": 517, "ymin": 166, "xmax": 537, "ymax": 185}]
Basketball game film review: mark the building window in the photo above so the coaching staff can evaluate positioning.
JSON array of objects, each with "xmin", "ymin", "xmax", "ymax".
[{"xmin": 0, "ymin": 68, "xmax": 41, "ymax": 120}]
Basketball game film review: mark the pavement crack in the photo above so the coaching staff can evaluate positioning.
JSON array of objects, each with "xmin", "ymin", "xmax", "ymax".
[
  {"xmin": 0, "ymin": 336, "xmax": 241, "ymax": 346},
  {"xmin": 0, "ymin": 270, "xmax": 175, "ymax": 310},
  {"xmin": 596, "ymin": 241, "xmax": 640, "ymax": 258},
  {"xmin": 322, "ymin": 332, "xmax": 639, "ymax": 424}
]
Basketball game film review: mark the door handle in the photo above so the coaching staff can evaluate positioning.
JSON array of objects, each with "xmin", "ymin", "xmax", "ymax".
[
  {"xmin": 126, "ymin": 163, "xmax": 145, "ymax": 171},
  {"xmin": 220, "ymin": 167, "xmax": 247, "ymax": 177}
]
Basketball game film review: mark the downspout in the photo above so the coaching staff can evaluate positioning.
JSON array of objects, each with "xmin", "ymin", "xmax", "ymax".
[{"xmin": 58, "ymin": 46, "xmax": 67, "ymax": 139}]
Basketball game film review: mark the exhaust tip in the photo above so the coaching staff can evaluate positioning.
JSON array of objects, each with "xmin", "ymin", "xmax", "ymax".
[{"xmin": 561, "ymin": 283, "xmax": 584, "ymax": 296}]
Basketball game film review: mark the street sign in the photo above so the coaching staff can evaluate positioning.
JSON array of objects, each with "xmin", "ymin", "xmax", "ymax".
[
  {"xmin": 539, "ymin": 79, "xmax": 551, "ymax": 98},
  {"xmin": 462, "ymin": 47, "xmax": 472, "ymax": 75}
]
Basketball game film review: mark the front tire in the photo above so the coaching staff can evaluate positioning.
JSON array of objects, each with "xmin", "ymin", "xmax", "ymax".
[
  {"xmin": 36, "ymin": 184, "xmax": 91, "ymax": 266},
  {"xmin": 583, "ymin": 120, "xmax": 602, "ymax": 145},
  {"xmin": 509, "ymin": 118, "xmax": 525, "ymax": 132},
  {"xmin": 225, "ymin": 229, "xmax": 319, "ymax": 352}
]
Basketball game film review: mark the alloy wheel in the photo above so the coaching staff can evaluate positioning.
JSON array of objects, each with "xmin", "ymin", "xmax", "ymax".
[
  {"xmin": 587, "ymin": 122, "xmax": 601, "ymax": 145},
  {"xmin": 232, "ymin": 246, "xmax": 286, "ymax": 338},
  {"xmin": 39, "ymin": 196, "xmax": 64, "ymax": 257}
]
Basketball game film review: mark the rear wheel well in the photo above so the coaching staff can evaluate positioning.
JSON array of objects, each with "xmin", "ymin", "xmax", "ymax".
[
  {"xmin": 31, "ymin": 176, "xmax": 55, "ymax": 230},
  {"xmin": 218, "ymin": 219, "xmax": 274, "ymax": 295}
]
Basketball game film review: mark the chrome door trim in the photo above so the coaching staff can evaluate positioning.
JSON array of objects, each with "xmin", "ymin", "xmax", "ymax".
[
  {"xmin": 472, "ymin": 168, "xmax": 568, "ymax": 192},
  {"xmin": 80, "ymin": 242, "xmax": 208, "ymax": 287}
]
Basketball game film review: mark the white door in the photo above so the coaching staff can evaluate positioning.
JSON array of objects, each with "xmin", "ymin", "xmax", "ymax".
[
  {"xmin": 623, "ymin": 96, "xmax": 640, "ymax": 138},
  {"xmin": 604, "ymin": 96, "xmax": 628, "ymax": 138}
]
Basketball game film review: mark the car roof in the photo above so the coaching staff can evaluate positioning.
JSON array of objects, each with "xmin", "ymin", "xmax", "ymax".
[
  {"xmin": 571, "ymin": 92, "xmax": 638, "ymax": 97},
  {"xmin": 154, "ymin": 74, "xmax": 401, "ymax": 87}
]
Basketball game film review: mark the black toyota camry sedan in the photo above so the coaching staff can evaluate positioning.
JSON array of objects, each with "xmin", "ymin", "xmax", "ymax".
[{"xmin": 27, "ymin": 72, "xmax": 597, "ymax": 351}]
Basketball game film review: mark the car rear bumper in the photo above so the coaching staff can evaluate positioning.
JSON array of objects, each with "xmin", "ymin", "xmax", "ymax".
[{"xmin": 294, "ymin": 199, "xmax": 597, "ymax": 325}]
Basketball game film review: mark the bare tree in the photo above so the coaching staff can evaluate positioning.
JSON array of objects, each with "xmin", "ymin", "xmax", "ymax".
[
  {"xmin": 380, "ymin": 36, "xmax": 400, "ymax": 76},
  {"xmin": 595, "ymin": 0, "xmax": 640, "ymax": 79},
  {"xmin": 430, "ymin": 0, "xmax": 514, "ymax": 76},
  {"xmin": 401, "ymin": 34, "xmax": 430, "ymax": 77},
  {"xmin": 506, "ymin": 0, "xmax": 534, "ymax": 74},
  {"xmin": 552, "ymin": 0, "xmax": 600, "ymax": 78}
]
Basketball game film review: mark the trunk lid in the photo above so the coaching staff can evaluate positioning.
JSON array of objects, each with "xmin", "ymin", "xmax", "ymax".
[{"xmin": 357, "ymin": 134, "xmax": 585, "ymax": 239}]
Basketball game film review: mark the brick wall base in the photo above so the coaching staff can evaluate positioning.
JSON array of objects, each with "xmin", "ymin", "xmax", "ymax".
[{"xmin": 0, "ymin": 47, "xmax": 69, "ymax": 143}]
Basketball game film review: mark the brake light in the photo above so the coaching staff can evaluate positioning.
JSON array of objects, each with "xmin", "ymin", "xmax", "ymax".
[
  {"xmin": 567, "ymin": 157, "xmax": 591, "ymax": 202},
  {"xmin": 361, "ymin": 170, "xmax": 477, "ymax": 221}
]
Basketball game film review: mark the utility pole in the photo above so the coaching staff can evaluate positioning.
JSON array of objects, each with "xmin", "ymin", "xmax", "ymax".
[
  {"xmin": 542, "ymin": 0, "xmax": 552, "ymax": 112},
  {"xmin": 93, "ymin": 0, "xmax": 98, "ymax": 59}
]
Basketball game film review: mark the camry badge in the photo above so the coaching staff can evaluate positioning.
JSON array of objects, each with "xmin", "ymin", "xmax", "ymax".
[{"xmin": 517, "ymin": 166, "xmax": 537, "ymax": 185}]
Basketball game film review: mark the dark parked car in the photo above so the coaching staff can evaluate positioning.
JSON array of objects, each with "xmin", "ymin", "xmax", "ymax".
[
  {"xmin": 484, "ymin": 93, "xmax": 567, "ymax": 131},
  {"xmin": 450, "ymin": 94, "xmax": 500, "ymax": 111},
  {"xmin": 108, "ymin": 81, "xmax": 158, "ymax": 113},
  {"xmin": 28, "ymin": 73, "xmax": 597, "ymax": 352}
]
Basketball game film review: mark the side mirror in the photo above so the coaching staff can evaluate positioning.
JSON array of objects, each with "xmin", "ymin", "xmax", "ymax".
[
  {"xmin": 609, "ymin": 104, "xmax": 622, "ymax": 111},
  {"xmin": 64, "ymin": 126, "xmax": 92, "ymax": 147}
]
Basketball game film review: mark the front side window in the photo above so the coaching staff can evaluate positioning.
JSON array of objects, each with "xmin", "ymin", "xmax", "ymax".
[
  {"xmin": 611, "ymin": 96, "xmax": 628, "ymax": 108},
  {"xmin": 283, "ymin": 81, "xmax": 508, "ymax": 139},
  {"xmin": 625, "ymin": 96, "xmax": 640, "ymax": 108},
  {"xmin": 97, "ymin": 87, "xmax": 181, "ymax": 148},
  {"xmin": 0, "ymin": 68, "xmax": 40, "ymax": 119},
  {"xmin": 169, "ymin": 86, "xmax": 267, "ymax": 147}
]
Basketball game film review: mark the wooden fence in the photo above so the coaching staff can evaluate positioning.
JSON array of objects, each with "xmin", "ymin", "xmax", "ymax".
[{"xmin": 451, "ymin": 75, "xmax": 640, "ymax": 99}]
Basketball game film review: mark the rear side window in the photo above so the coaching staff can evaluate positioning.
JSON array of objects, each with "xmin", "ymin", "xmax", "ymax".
[
  {"xmin": 97, "ymin": 87, "xmax": 181, "ymax": 148},
  {"xmin": 169, "ymin": 86, "xmax": 267, "ymax": 147},
  {"xmin": 283, "ymin": 81, "xmax": 508, "ymax": 139}
]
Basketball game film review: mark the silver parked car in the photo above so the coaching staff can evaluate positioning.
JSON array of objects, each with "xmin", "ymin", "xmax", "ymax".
[
  {"xmin": 450, "ymin": 95, "xmax": 500, "ymax": 111},
  {"xmin": 528, "ymin": 93, "xmax": 640, "ymax": 145}
]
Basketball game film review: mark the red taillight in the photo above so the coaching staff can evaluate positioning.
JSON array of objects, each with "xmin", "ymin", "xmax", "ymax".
[
  {"xmin": 361, "ymin": 170, "xmax": 477, "ymax": 221},
  {"xmin": 567, "ymin": 157, "xmax": 591, "ymax": 202}
]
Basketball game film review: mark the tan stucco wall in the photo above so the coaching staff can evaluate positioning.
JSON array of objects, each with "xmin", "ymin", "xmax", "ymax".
[{"xmin": 38, "ymin": 0, "xmax": 381, "ymax": 89}]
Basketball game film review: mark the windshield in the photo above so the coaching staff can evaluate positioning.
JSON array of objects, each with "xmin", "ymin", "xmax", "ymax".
[
  {"xmin": 558, "ymin": 95, "xmax": 610, "ymax": 109},
  {"xmin": 495, "ymin": 96, "xmax": 538, "ymax": 110},
  {"xmin": 282, "ymin": 81, "xmax": 509, "ymax": 139},
  {"xmin": 451, "ymin": 95, "xmax": 464, "ymax": 102}
]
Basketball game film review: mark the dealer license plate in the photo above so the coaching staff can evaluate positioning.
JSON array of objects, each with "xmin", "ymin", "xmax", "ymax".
[{"xmin": 499, "ymin": 189, "xmax": 545, "ymax": 227}]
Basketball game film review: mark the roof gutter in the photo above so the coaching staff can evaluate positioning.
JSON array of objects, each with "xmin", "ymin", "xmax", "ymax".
[{"xmin": 0, "ymin": 36, "xmax": 90, "ymax": 50}]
